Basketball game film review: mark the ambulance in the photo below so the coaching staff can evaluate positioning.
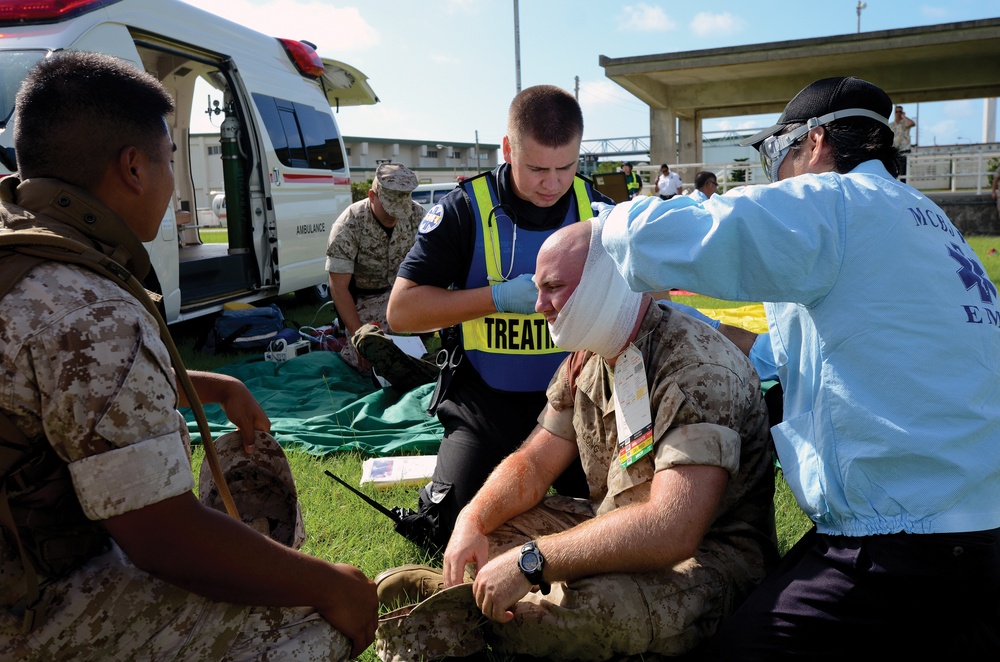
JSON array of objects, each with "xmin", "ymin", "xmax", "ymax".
[{"xmin": 0, "ymin": 0, "xmax": 378, "ymax": 323}]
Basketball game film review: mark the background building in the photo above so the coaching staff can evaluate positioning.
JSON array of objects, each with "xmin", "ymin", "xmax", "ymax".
[
  {"xmin": 188, "ymin": 133, "xmax": 502, "ymax": 210},
  {"xmin": 342, "ymin": 136, "xmax": 501, "ymax": 183}
]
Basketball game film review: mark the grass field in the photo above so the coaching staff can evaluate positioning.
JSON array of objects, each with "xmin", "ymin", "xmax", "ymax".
[{"xmin": 173, "ymin": 237, "xmax": 999, "ymax": 661}]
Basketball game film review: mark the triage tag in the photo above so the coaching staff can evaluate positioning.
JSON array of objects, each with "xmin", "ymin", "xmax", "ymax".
[{"xmin": 612, "ymin": 344, "xmax": 653, "ymax": 468}]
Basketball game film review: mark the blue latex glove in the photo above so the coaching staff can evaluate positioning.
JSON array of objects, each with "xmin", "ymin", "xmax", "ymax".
[
  {"xmin": 492, "ymin": 273, "xmax": 538, "ymax": 314},
  {"xmin": 592, "ymin": 201, "xmax": 615, "ymax": 223}
]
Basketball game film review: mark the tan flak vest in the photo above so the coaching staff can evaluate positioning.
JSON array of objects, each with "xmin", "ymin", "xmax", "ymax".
[{"xmin": 0, "ymin": 177, "xmax": 237, "ymax": 632}]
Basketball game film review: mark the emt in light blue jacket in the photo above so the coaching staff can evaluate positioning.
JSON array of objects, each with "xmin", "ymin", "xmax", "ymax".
[{"xmin": 601, "ymin": 77, "xmax": 1000, "ymax": 660}]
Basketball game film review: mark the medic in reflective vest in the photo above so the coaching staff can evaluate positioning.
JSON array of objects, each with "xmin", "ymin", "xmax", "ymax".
[{"xmin": 460, "ymin": 169, "xmax": 598, "ymax": 392}]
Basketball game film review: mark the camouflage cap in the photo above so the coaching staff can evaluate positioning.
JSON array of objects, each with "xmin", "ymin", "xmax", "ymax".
[
  {"xmin": 373, "ymin": 162, "xmax": 418, "ymax": 220},
  {"xmin": 375, "ymin": 583, "xmax": 487, "ymax": 661},
  {"xmin": 199, "ymin": 430, "xmax": 306, "ymax": 549}
]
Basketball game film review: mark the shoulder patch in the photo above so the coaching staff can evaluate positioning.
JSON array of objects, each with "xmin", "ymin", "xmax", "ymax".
[{"xmin": 419, "ymin": 204, "xmax": 444, "ymax": 234}]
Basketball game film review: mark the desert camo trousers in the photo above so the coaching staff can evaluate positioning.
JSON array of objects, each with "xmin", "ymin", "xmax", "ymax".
[
  {"xmin": 0, "ymin": 544, "xmax": 350, "ymax": 662},
  {"xmin": 485, "ymin": 496, "xmax": 730, "ymax": 661}
]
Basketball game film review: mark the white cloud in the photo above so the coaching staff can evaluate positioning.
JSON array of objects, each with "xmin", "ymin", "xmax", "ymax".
[
  {"xmin": 181, "ymin": 0, "xmax": 379, "ymax": 54},
  {"xmin": 710, "ymin": 118, "xmax": 768, "ymax": 133},
  {"xmin": 338, "ymin": 103, "xmax": 425, "ymax": 140},
  {"xmin": 617, "ymin": 3, "xmax": 676, "ymax": 32},
  {"xmin": 938, "ymin": 99, "xmax": 978, "ymax": 119},
  {"xmin": 926, "ymin": 118, "xmax": 959, "ymax": 144},
  {"xmin": 689, "ymin": 11, "xmax": 746, "ymax": 38},
  {"xmin": 580, "ymin": 80, "xmax": 628, "ymax": 103}
]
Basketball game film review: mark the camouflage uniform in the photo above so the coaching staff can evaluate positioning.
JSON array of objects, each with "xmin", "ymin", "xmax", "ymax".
[
  {"xmin": 0, "ymin": 177, "xmax": 350, "ymax": 661},
  {"xmin": 377, "ymin": 303, "xmax": 776, "ymax": 661},
  {"xmin": 325, "ymin": 195, "xmax": 424, "ymax": 372}
]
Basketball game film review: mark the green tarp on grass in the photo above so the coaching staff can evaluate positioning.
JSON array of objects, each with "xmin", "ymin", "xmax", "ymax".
[
  {"xmin": 181, "ymin": 351, "xmax": 442, "ymax": 456},
  {"xmin": 181, "ymin": 304, "xmax": 768, "ymax": 457}
]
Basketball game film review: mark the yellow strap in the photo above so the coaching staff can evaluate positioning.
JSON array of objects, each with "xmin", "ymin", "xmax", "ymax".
[
  {"xmin": 470, "ymin": 176, "xmax": 502, "ymax": 283},
  {"xmin": 472, "ymin": 174, "xmax": 591, "ymax": 285},
  {"xmin": 572, "ymin": 177, "xmax": 592, "ymax": 221}
]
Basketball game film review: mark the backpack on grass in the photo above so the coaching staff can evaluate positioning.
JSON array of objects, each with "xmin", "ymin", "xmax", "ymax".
[{"xmin": 198, "ymin": 304, "xmax": 297, "ymax": 354}]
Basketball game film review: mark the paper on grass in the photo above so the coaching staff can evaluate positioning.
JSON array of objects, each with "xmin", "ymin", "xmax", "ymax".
[{"xmin": 360, "ymin": 455, "xmax": 438, "ymax": 489}]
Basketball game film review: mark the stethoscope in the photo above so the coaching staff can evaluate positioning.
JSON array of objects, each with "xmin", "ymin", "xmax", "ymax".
[{"xmin": 486, "ymin": 203, "xmax": 518, "ymax": 283}]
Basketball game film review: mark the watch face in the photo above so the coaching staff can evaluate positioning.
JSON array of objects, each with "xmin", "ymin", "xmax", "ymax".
[{"xmin": 520, "ymin": 552, "xmax": 540, "ymax": 573}]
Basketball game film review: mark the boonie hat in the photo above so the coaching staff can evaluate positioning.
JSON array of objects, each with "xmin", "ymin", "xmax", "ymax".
[
  {"xmin": 741, "ymin": 76, "xmax": 893, "ymax": 149},
  {"xmin": 199, "ymin": 430, "xmax": 306, "ymax": 549},
  {"xmin": 375, "ymin": 583, "xmax": 486, "ymax": 661},
  {"xmin": 374, "ymin": 162, "xmax": 418, "ymax": 220}
]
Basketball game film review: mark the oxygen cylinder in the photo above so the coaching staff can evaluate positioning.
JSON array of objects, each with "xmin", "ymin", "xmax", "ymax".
[{"xmin": 220, "ymin": 99, "xmax": 249, "ymax": 254}]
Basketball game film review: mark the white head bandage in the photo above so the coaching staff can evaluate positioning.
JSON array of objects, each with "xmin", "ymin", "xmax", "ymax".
[{"xmin": 548, "ymin": 218, "xmax": 642, "ymax": 359}]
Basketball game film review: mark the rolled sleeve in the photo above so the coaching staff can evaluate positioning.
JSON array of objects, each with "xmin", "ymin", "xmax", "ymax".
[
  {"xmin": 538, "ymin": 402, "xmax": 576, "ymax": 442},
  {"xmin": 69, "ymin": 431, "xmax": 194, "ymax": 520},
  {"xmin": 325, "ymin": 255, "xmax": 355, "ymax": 274},
  {"xmin": 325, "ymin": 207, "xmax": 360, "ymax": 273},
  {"xmin": 653, "ymin": 422, "xmax": 741, "ymax": 478},
  {"xmin": 537, "ymin": 355, "xmax": 579, "ymax": 442}
]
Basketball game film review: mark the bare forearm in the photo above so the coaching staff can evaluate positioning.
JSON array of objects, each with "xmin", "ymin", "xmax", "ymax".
[
  {"xmin": 539, "ymin": 465, "xmax": 727, "ymax": 582},
  {"xmin": 461, "ymin": 433, "xmax": 557, "ymax": 536},
  {"xmin": 445, "ymin": 428, "xmax": 575, "ymax": 586},
  {"xmin": 106, "ymin": 493, "xmax": 365, "ymax": 609},
  {"xmin": 387, "ymin": 278, "xmax": 496, "ymax": 333},
  {"xmin": 180, "ymin": 371, "xmax": 245, "ymax": 407},
  {"xmin": 329, "ymin": 273, "xmax": 363, "ymax": 336}
]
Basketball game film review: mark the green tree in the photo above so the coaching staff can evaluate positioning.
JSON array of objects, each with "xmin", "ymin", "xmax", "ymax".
[
  {"xmin": 729, "ymin": 157, "xmax": 749, "ymax": 184},
  {"xmin": 595, "ymin": 161, "xmax": 623, "ymax": 174},
  {"xmin": 351, "ymin": 178, "xmax": 373, "ymax": 202}
]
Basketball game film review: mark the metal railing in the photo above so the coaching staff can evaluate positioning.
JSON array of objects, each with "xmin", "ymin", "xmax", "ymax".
[
  {"xmin": 635, "ymin": 162, "xmax": 762, "ymax": 195},
  {"xmin": 903, "ymin": 151, "xmax": 1000, "ymax": 193},
  {"xmin": 633, "ymin": 147, "xmax": 1000, "ymax": 195}
]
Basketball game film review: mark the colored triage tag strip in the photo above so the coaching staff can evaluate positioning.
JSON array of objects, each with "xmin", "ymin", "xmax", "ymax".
[{"xmin": 612, "ymin": 344, "xmax": 653, "ymax": 468}]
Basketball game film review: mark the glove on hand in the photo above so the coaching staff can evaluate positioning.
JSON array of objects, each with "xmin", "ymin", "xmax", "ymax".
[
  {"xmin": 592, "ymin": 201, "xmax": 615, "ymax": 223},
  {"xmin": 491, "ymin": 273, "xmax": 538, "ymax": 314}
]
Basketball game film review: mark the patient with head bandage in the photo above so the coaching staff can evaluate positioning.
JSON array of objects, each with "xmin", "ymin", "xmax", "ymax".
[{"xmin": 534, "ymin": 217, "xmax": 646, "ymax": 361}]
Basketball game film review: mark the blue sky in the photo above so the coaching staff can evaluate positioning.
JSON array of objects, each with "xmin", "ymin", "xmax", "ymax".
[{"xmin": 183, "ymin": 0, "xmax": 1000, "ymax": 151}]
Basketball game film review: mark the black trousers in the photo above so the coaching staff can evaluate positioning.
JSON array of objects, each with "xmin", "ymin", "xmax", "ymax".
[
  {"xmin": 701, "ymin": 526, "xmax": 1000, "ymax": 659},
  {"xmin": 412, "ymin": 361, "xmax": 588, "ymax": 549}
]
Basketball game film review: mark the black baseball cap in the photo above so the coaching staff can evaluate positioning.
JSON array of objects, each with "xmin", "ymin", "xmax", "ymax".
[{"xmin": 741, "ymin": 76, "xmax": 893, "ymax": 149}]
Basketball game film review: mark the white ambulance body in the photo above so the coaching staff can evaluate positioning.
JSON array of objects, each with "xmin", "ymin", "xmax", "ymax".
[{"xmin": 0, "ymin": 0, "xmax": 377, "ymax": 323}]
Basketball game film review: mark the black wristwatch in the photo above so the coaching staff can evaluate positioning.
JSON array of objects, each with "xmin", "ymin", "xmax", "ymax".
[{"xmin": 517, "ymin": 540, "xmax": 550, "ymax": 595}]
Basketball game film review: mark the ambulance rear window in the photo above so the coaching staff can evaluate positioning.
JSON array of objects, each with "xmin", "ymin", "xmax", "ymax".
[
  {"xmin": 253, "ymin": 92, "xmax": 346, "ymax": 172},
  {"xmin": 0, "ymin": 51, "xmax": 46, "ymax": 130}
]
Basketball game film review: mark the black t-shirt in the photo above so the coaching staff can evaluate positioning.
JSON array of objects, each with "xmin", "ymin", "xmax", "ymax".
[{"xmin": 397, "ymin": 164, "xmax": 609, "ymax": 289}]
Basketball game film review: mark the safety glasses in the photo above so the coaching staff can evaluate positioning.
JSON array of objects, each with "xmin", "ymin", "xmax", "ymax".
[
  {"xmin": 759, "ymin": 124, "xmax": 810, "ymax": 183},
  {"xmin": 757, "ymin": 107, "xmax": 892, "ymax": 182}
]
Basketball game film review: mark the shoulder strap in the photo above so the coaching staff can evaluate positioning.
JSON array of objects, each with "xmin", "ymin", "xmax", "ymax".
[
  {"xmin": 465, "ymin": 173, "xmax": 503, "ymax": 284},
  {"xmin": 0, "ymin": 232, "xmax": 238, "ymax": 520},
  {"xmin": 572, "ymin": 175, "xmax": 593, "ymax": 221}
]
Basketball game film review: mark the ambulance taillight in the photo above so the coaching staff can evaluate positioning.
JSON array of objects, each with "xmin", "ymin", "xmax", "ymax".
[
  {"xmin": 0, "ymin": 0, "xmax": 123, "ymax": 24},
  {"xmin": 277, "ymin": 38, "xmax": 325, "ymax": 79}
]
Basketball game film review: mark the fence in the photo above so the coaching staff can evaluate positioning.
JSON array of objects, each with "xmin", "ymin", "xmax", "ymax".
[{"xmin": 634, "ymin": 145, "xmax": 1000, "ymax": 195}]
